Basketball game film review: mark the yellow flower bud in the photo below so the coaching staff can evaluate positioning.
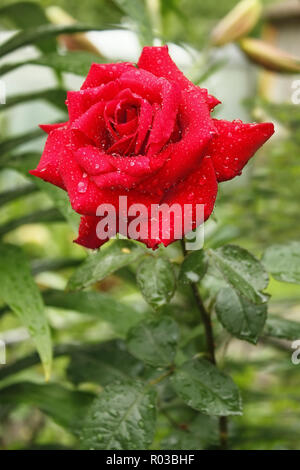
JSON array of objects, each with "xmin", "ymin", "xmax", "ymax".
[
  {"xmin": 239, "ymin": 37, "xmax": 300, "ymax": 74},
  {"xmin": 211, "ymin": 0, "xmax": 262, "ymax": 47}
]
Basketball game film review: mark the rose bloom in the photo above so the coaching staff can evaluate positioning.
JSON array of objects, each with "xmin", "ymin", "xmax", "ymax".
[{"xmin": 30, "ymin": 46, "xmax": 274, "ymax": 249}]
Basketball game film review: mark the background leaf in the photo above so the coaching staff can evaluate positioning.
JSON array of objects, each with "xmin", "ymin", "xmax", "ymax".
[
  {"xmin": 264, "ymin": 316, "xmax": 300, "ymax": 341},
  {"xmin": 171, "ymin": 359, "xmax": 242, "ymax": 416},
  {"xmin": 66, "ymin": 341, "xmax": 143, "ymax": 386},
  {"xmin": 0, "ymin": 244, "xmax": 52, "ymax": 379},
  {"xmin": 0, "ymin": 51, "xmax": 104, "ymax": 77},
  {"xmin": 0, "ymin": 382, "xmax": 93, "ymax": 435},
  {"xmin": 43, "ymin": 289, "xmax": 147, "ymax": 337},
  {"xmin": 127, "ymin": 316, "xmax": 179, "ymax": 368},
  {"xmin": 262, "ymin": 242, "xmax": 300, "ymax": 284}
]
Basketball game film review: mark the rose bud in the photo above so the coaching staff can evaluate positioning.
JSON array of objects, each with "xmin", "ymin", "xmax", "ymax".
[
  {"xmin": 239, "ymin": 37, "xmax": 300, "ymax": 73},
  {"xmin": 30, "ymin": 46, "xmax": 274, "ymax": 250},
  {"xmin": 211, "ymin": 0, "xmax": 262, "ymax": 47}
]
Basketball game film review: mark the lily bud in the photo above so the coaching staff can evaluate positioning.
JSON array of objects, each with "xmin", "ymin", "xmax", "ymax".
[
  {"xmin": 239, "ymin": 37, "xmax": 300, "ymax": 74},
  {"xmin": 211, "ymin": 0, "xmax": 262, "ymax": 46},
  {"xmin": 46, "ymin": 6, "xmax": 101, "ymax": 56}
]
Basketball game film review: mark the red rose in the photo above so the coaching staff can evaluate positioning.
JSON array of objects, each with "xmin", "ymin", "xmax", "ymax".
[{"xmin": 30, "ymin": 46, "xmax": 274, "ymax": 249}]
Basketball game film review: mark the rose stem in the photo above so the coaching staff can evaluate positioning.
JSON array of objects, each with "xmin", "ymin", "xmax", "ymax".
[{"xmin": 180, "ymin": 239, "xmax": 228, "ymax": 449}]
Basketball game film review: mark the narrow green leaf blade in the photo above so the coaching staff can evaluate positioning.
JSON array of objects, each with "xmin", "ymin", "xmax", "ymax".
[
  {"xmin": 262, "ymin": 241, "xmax": 300, "ymax": 284},
  {"xmin": 33, "ymin": 180, "xmax": 80, "ymax": 232},
  {"xmin": 43, "ymin": 289, "xmax": 146, "ymax": 337},
  {"xmin": 80, "ymin": 381, "xmax": 156, "ymax": 450},
  {"xmin": 171, "ymin": 359, "xmax": 242, "ymax": 416},
  {"xmin": 209, "ymin": 244, "xmax": 269, "ymax": 304},
  {"xmin": 68, "ymin": 239, "xmax": 146, "ymax": 290},
  {"xmin": 0, "ymin": 128, "xmax": 43, "ymax": 158},
  {"xmin": 2, "ymin": 88, "xmax": 67, "ymax": 111},
  {"xmin": 0, "ymin": 51, "xmax": 103, "ymax": 77},
  {"xmin": 215, "ymin": 287, "xmax": 267, "ymax": 344},
  {"xmin": 0, "ymin": 244, "xmax": 52, "ymax": 379},
  {"xmin": 113, "ymin": 0, "xmax": 153, "ymax": 45},
  {"xmin": 0, "ymin": 23, "xmax": 108, "ymax": 58},
  {"xmin": 0, "ymin": 1, "xmax": 56, "ymax": 53},
  {"xmin": 127, "ymin": 316, "xmax": 179, "ymax": 368},
  {"xmin": 136, "ymin": 256, "xmax": 176, "ymax": 309}
]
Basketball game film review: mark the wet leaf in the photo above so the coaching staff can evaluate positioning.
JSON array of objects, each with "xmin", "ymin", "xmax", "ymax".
[
  {"xmin": 137, "ymin": 256, "xmax": 176, "ymax": 309},
  {"xmin": 127, "ymin": 316, "xmax": 179, "ymax": 368},
  {"xmin": 171, "ymin": 359, "xmax": 242, "ymax": 416},
  {"xmin": 80, "ymin": 381, "xmax": 156, "ymax": 450}
]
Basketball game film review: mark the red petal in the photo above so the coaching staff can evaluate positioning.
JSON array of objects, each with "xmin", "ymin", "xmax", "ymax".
[
  {"xmin": 138, "ymin": 46, "xmax": 219, "ymax": 111},
  {"xmin": 71, "ymin": 100, "xmax": 107, "ymax": 146},
  {"xmin": 74, "ymin": 215, "xmax": 111, "ymax": 249},
  {"xmin": 138, "ymin": 45, "xmax": 193, "ymax": 91},
  {"xmin": 139, "ymin": 88, "xmax": 216, "ymax": 192},
  {"xmin": 81, "ymin": 62, "xmax": 135, "ymax": 89},
  {"xmin": 131, "ymin": 157, "xmax": 218, "ymax": 249},
  {"xmin": 159, "ymin": 156, "xmax": 218, "ymax": 246},
  {"xmin": 29, "ymin": 129, "xmax": 69, "ymax": 189},
  {"xmin": 108, "ymin": 155, "xmax": 151, "ymax": 176},
  {"xmin": 91, "ymin": 172, "xmax": 139, "ymax": 190},
  {"xmin": 75, "ymin": 146, "xmax": 113, "ymax": 175},
  {"xmin": 39, "ymin": 122, "xmax": 68, "ymax": 134},
  {"xmin": 67, "ymin": 81, "xmax": 120, "ymax": 122},
  {"xmin": 208, "ymin": 120, "xmax": 274, "ymax": 182}
]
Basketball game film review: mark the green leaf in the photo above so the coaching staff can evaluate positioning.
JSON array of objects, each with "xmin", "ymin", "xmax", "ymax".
[
  {"xmin": 215, "ymin": 287, "xmax": 267, "ymax": 344},
  {"xmin": 136, "ymin": 256, "xmax": 176, "ymax": 309},
  {"xmin": 0, "ymin": 1, "xmax": 56, "ymax": 53},
  {"xmin": 80, "ymin": 381, "xmax": 156, "ymax": 450},
  {"xmin": 0, "ymin": 208, "xmax": 64, "ymax": 237},
  {"xmin": 33, "ymin": 180, "xmax": 80, "ymax": 232},
  {"xmin": 161, "ymin": 414, "xmax": 219, "ymax": 450},
  {"xmin": 0, "ymin": 128, "xmax": 44, "ymax": 158},
  {"xmin": 0, "ymin": 51, "xmax": 103, "ymax": 77},
  {"xmin": 209, "ymin": 244, "xmax": 269, "ymax": 304},
  {"xmin": 0, "ymin": 23, "xmax": 108, "ymax": 58},
  {"xmin": 68, "ymin": 239, "xmax": 146, "ymax": 290},
  {"xmin": 0, "ymin": 244, "xmax": 52, "ymax": 380},
  {"xmin": 179, "ymin": 249, "xmax": 208, "ymax": 283},
  {"xmin": 264, "ymin": 315, "xmax": 300, "ymax": 341},
  {"xmin": 262, "ymin": 241, "xmax": 300, "ymax": 284},
  {"xmin": 0, "ymin": 184, "xmax": 37, "ymax": 207},
  {"xmin": 0, "ymin": 152, "xmax": 40, "ymax": 173},
  {"xmin": 171, "ymin": 359, "xmax": 242, "ymax": 416},
  {"xmin": 113, "ymin": 0, "xmax": 153, "ymax": 46},
  {"xmin": 67, "ymin": 341, "xmax": 143, "ymax": 386},
  {"xmin": 127, "ymin": 316, "xmax": 179, "ymax": 368},
  {"xmin": 2, "ymin": 88, "xmax": 67, "ymax": 111},
  {"xmin": 43, "ymin": 289, "xmax": 147, "ymax": 337},
  {"xmin": 0, "ymin": 382, "xmax": 93, "ymax": 434}
]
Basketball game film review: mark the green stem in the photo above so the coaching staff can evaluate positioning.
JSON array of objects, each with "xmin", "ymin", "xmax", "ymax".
[{"xmin": 180, "ymin": 240, "xmax": 228, "ymax": 449}]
